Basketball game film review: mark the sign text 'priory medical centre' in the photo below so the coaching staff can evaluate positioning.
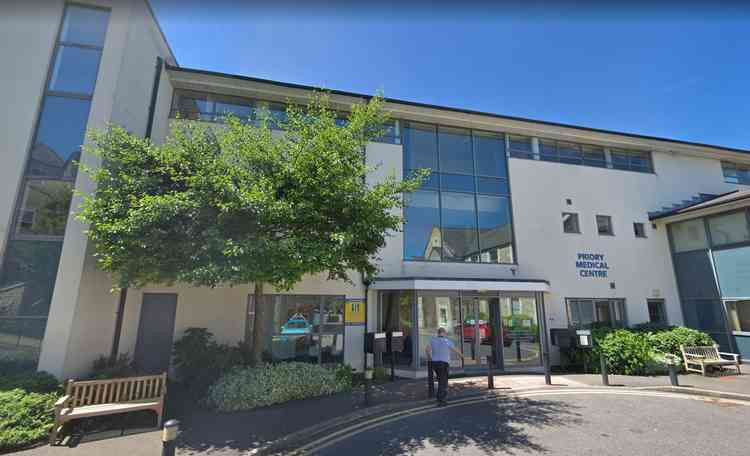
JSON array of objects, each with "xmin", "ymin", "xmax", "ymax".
[{"xmin": 576, "ymin": 252, "xmax": 610, "ymax": 278}]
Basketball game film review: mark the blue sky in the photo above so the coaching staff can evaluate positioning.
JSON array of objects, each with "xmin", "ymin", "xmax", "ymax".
[{"xmin": 151, "ymin": 1, "xmax": 750, "ymax": 150}]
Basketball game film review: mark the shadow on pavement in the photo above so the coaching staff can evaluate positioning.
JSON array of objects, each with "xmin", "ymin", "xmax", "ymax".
[{"xmin": 372, "ymin": 397, "xmax": 581, "ymax": 455}]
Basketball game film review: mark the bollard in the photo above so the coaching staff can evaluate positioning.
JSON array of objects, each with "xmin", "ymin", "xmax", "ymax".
[
  {"xmin": 161, "ymin": 419, "xmax": 179, "ymax": 456},
  {"xmin": 364, "ymin": 368, "xmax": 373, "ymax": 406},
  {"xmin": 427, "ymin": 360, "xmax": 435, "ymax": 398},
  {"xmin": 487, "ymin": 355, "xmax": 494, "ymax": 390},
  {"xmin": 515, "ymin": 339, "xmax": 522, "ymax": 362},
  {"xmin": 600, "ymin": 356, "xmax": 609, "ymax": 386},
  {"xmin": 666, "ymin": 355, "xmax": 679, "ymax": 387}
]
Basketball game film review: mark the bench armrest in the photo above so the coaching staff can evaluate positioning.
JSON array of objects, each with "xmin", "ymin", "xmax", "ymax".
[
  {"xmin": 54, "ymin": 395, "xmax": 71, "ymax": 408},
  {"xmin": 718, "ymin": 352, "xmax": 740, "ymax": 362}
]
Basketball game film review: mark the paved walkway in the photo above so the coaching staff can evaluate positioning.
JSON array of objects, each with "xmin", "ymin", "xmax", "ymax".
[{"xmin": 13, "ymin": 372, "xmax": 748, "ymax": 456}]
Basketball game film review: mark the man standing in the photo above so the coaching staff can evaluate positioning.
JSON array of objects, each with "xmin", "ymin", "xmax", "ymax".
[{"xmin": 425, "ymin": 327, "xmax": 464, "ymax": 406}]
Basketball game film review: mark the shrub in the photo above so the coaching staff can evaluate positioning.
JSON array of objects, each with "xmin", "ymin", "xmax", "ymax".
[
  {"xmin": 0, "ymin": 389, "xmax": 58, "ymax": 451},
  {"xmin": 0, "ymin": 371, "xmax": 61, "ymax": 394},
  {"xmin": 173, "ymin": 328, "xmax": 250, "ymax": 394},
  {"xmin": 206, "ymin": 362, "xmax": 353, "ymax": 411},
  {"xmin": 598, "ymin": 330, "xmax": 652, "ymax": 376},
  {"xmin": 90, "ymin": 353, "xmax": 139, "ymax": 379},
  {"xmin": 647, "ymin": 326, "xmax": 716, "ymax": 361}
]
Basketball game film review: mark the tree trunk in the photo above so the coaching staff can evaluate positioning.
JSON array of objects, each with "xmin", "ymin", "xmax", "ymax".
[
  {"xmin": 109, "ymin": 287, "xmax": 128, "ymax": 364},
  {"xmin": 251, "ymin": 282, "xmax": 266, "ymax": 365}
]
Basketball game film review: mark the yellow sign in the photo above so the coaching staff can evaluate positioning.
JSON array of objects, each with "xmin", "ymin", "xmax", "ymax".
[{"xmin": 345, "ymin": 300, "xmax": 365, "ymax": 324}]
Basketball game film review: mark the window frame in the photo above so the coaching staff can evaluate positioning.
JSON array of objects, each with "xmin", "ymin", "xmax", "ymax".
[
  {"xmin": 647, "ymin": 299, "xmax": 667, "ymax": 325},
  {"xmin": 403, "ymin": 122, "xmax": 517, "ymax": 265},
  {"xmin": 722, "ymin": 161, "xmax": 750, "ymax": 185},
  {"xmin": 596, "ymin": 215, "xmax": 614, "ymax": 236},
  {"xmin": 565, "ymin": 298, "xmax": 627, "ymax": 328},
  {"xmin": 562, "ymin": 212, "xmax": 581, "ymax": 234},
  {"xmin": 633, "ymin": 222, "xmax": 647, "ymax": 238}
]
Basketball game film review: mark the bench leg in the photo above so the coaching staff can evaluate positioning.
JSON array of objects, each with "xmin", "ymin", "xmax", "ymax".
[{"xmin": 49, "ymin": 422, "xmax": 61, "ymax": 445}]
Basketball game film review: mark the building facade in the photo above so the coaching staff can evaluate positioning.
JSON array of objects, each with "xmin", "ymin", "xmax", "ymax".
[{"xmin": 2, "ymin": 1, "xmax": 749, "ymax": 380}]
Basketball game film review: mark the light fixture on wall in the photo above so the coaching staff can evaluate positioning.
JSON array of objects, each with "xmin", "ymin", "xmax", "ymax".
[{"xmin": 510, "ymin": 267, "xmax": 517, "ymax": 276}]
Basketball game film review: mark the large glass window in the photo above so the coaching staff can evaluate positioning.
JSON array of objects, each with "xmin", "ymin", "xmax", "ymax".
[
  {"xmin": 441, "ymin": 193, "xmax": 479, "ymax": 262},
  {"xmin": 508, "ymin": 135, "xmax": 533, "ymax": 159},
  {"xmin": 707, "ymin": 211, "xmax": 750, "ymax": 247},
  {"xmin": 477, "ymin": 196, "xmax": 514, "ymax": 263},
  {"xmin": 15, "ymin": 181, "xmax": 74, "ymax": 237},
  {"xmin": 713, "ymin": 246, "xmax": 750, "ymax": 298},
  {"xmin": 438, "ymin": 127, "xmax": 472, "ymax": 174},
  {"xmin": 726, "ymin": 301, "xmax": 750, "ymax": 333},
  {"xmin": 403, "ymin": 191, "xmax": 441, "ymax": 261},
  {"xmin": 255, "ymin": 294, "xmax": 345, "ymax": 365},
  {"xmin": 0, "ymin": 4, "xmax": 109, "ymax": 369},
  {"xmin": 670, "ymin": 218, "xmax": 709, "ymax": 253},
  {"xmin": 170, "ymin": 89, "xmax": 401, "ymax": 144},
  {"xmin": 566, "ymin": 298, "xmax": 626, "ymax": 328},
  {"xmin": 721, "ymin": 162, "xmax": 750, "ymax": 185},
  {"xmin": 29, "ymin": 96, "xmax": 91, "ymax": 178},
  {"xmin": 403, "ymin": 123, "xmax": 515, "ymax": 264},
  {"xmin": 611, "ymin": 148, "xmax": 653, "ymax": 173}
]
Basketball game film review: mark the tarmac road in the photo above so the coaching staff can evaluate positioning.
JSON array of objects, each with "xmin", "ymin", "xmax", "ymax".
[{"xmin": 310, "ymin": 390, "xmax": 750, "ymax": 455}]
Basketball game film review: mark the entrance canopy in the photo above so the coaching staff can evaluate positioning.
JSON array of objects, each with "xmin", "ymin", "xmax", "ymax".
[{"xmin": 370, "ymin": 277, "xmax": 550, "ymax": 293}]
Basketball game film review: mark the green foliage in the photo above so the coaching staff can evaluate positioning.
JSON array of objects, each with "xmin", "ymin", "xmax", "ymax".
[
  {"xmin": 646, "ymin": 326, "xmax": 716, "ymax": 362},
  {"xmin": 0, "ymin": 389, "xmax": 58, "ymax": 451},
  {"xmin": 598, "ymin": 330, "xmax": 653, "ymax": 376},
  {"xmin": 569, "ymin": 326, "xmax": 716, "ymax": 375},
  {"xmin": 0, "ymin": 371, "xmax": 61, "ymax": 394},
  {"xmin": 172, "ymin": 328, "xmax": 251, "ymax": 394},
  {"xmin": 90, "ymin": 353, "xmax": 138, "ymax": 379},
  {"xmin": 206, "ymin": 362, "xmax": 353, "ymax": 411},
  {"xmin": 78, "ymin": 93, "xmax": 425, "ymax": 290}
]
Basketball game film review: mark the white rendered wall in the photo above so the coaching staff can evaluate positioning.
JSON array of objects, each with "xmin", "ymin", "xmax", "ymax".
[{"xmin": 38, "ymin": 0, "xmax": 176, "ymax": 379}]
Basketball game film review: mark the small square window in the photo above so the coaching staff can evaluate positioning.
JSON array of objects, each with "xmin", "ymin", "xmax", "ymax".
[
  {"xmin": 562, "ymin": 212, "xmax": 580, "ymax": 233},
  {"xmin": 647, "ymin": 299, "xmax": 667, "ymax": 325},
  {"xmin": 634, "ymin": 222, "xmax": 647, "ymax": 238},
  {"xmin": 596, "ymin": 215, "xmax": 614, "ymax": 236}
]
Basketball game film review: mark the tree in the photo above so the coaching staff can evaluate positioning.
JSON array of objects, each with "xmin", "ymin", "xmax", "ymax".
[{"xmin": 78, "ymin": 93, "xmax": 425, "ymax": 364}]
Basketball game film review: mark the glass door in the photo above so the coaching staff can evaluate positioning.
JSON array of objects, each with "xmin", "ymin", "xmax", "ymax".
[
  {"xmin": 461, "ymin": 295, "xmax": 500, "ymax": 370},
  {"xmin": 500, "ymin": 294, "xmax": 542, "ymax": 369}
]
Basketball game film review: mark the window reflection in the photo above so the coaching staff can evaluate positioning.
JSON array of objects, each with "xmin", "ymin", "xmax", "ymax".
[
  {"xmin": 417, "ymin": 292, "xmax": 460, "ymax": 366},
  {"xmin": 29, "ymin": 96, "xmax": 90, "ymax": 178},
  {"xmin": 404, "ymin": 191, "xmax": 441, "ymax": 261},
  {"xmin": 16, "ymin": 181, "xmax": 73, "ymax": 237},
  {"xmin": 438, "ymin": 127, "xmax": 472, "ymax": 174},
  {"xmin": 259, "ymin": 295, "xmax": 345, "ymax": 364},
  {"xmin": 473, "ymin": 131, "xmax": 506, "ymax": 177},
  {"xmin": 48, "ymin": 45, "xmax": 101, "ymax": 95},
  {"xmin": 477, "ymin": 196, "xmax": 514, "ymax": 263},
  {"xmin": 60, "ymin": 5, "xmax": 110, "ymax": 47},
  {"xmin": 441, "ymin": 192, "xmax": 479, "ymax": 262},
  {"xmin": 0, "ymin": 241, "xmax": 63, "ymax": 318},
  {"xmin": 403, "ymin": 122, "xmax": 437, "ymax": 171},
  {"xmin": 403, "ymin": 123, "xmax": 516, "ymax": 264}
]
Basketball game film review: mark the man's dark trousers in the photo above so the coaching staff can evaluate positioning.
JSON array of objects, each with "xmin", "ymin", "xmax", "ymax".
[{"xmin": 432, "ymin": 361, "xmax": 449, "ymax": 403}]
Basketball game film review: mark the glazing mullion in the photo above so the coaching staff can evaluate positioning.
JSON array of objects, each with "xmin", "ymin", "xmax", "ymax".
[
  {"xmin": 471, "ymin": 131, "xmax": 481, "ymax": 262},
  {"xmin": 435, "ymin": 126, "xmax": 443, "ymax": 261}
]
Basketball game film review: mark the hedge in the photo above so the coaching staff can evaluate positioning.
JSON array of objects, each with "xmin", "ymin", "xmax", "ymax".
[{"xmin": 206, "ymin": 362, "xmax": 353, "ymax": 411}]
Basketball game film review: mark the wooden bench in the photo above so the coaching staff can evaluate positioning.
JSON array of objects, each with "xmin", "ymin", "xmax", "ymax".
[
  {"xmin": 50, "ymin": 373, "xmax": 166, "ymax": 445},
  {"xmin": 680, "ymin": 345, "xmax": 742, "ymax": 376}
]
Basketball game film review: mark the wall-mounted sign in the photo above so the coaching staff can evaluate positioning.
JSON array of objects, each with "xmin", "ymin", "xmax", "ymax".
[{"xmin": 576, "ymin": 252, "xmax": 610, "ymax": 278}]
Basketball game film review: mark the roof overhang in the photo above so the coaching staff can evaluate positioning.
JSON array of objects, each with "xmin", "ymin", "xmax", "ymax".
[
  {"xmin": 650, "ymin": 190, "xmax": 750, "ymax": 224},
  {"xmin": 370, "ymin": 277, "xmax": 550, "ymax": 292}
]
